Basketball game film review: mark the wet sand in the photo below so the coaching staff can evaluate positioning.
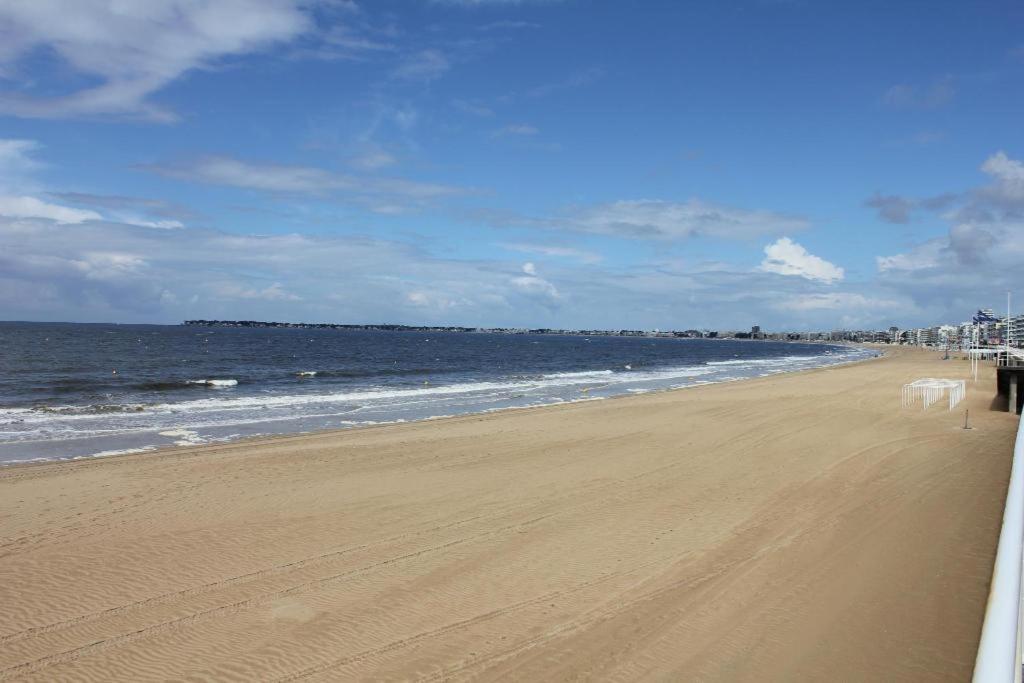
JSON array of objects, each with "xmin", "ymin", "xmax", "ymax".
[{"xmin": 0, "ymin": 347, "xmax": 1016, "ymax": 681}]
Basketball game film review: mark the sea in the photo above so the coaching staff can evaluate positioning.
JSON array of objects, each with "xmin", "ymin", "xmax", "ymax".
[{"xmin": 0, "ymin": 322, "xmax": 878, "ymax": 464}]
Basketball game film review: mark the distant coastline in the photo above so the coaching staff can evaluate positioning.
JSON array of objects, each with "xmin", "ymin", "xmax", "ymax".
[{"xmin": 183, "ymin": 319, "xmax": 810, "ymax": 341}]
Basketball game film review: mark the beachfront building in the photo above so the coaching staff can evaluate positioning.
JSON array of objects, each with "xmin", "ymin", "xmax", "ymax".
[
  {"xmin": 987, "ymin": 322, "xmax": 1005, "ymax": 346},
  {"xmin": 979, "ymin": 308, "xmax": 1003, "ymax": 345},
  {"xmin": 940, "ymin": 324, "xmax": 960, "ymax": 347},
  {"xmin": 1011, "ymin": 314, "xmax": 1024, "ymax": 348},
  {"xmin": 896, "ymin": 326, "xmax": 953, "ymax": 347}
]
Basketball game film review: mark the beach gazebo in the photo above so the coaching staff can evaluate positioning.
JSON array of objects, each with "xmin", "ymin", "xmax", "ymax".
[{"xmin": 901, "ymin": 378, "xmax": 966, "ymax": 411}]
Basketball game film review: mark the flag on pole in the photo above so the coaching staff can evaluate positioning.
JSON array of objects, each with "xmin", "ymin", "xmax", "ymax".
[{"xmin": 974, "ymin": 310, "xmax": 1000, "ymax": 323}]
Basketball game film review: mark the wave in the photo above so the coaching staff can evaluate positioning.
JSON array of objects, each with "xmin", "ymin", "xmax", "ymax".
[
  {"xmin": 136, "ymin": 380, "xmax": 235, "ymax": 391},
  {"xmin": 28, "ymin": 403, "xmax": 148, "ymax": 416},
  {"xmin": 541, "ymin": 370, "xmax": 615, "ymax": 379},
  {"xmin": 315, "ymin": 367, "xmax": 449, "ymax": 379},
  {"xmin": 89, "ymin": 446, "xmax": 159, "ymax": 459},
  {"xmin": 706, "ymin": 354, "xmax": 822, "ymax": 367},
  {"xmin": 23, "ymin": 367, "xmax": 456, "ymax": 396},
  {"xmin": 186, "ymin": 379, "xmax": 238, "ymax": 387},
  {"xmin": 7, "ymin": 364, "xmax": 721, "ymax": 422},
  {"xmin": 0, "ymin": 348, "xmax": 874, "ymax": 440}
]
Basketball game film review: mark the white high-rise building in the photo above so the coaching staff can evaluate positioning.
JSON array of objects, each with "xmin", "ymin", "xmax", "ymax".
[
  {"xmin": 1011, "ymin": 313, "xmax": 1024, "ymax": 348},
  {"xmin": 958, "ymin": 322, "xmax": 974, "ymax": 349}
]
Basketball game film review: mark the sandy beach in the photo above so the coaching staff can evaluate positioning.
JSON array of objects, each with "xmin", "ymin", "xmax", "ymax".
[{"xmin": 0, "ymin": 346, "xmax": 1017, "ymax": 681}]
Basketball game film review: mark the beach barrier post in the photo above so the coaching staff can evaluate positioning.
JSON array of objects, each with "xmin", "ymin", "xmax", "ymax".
[
  {"xmin": 972, "ymin": 411, "xmax": 1024, "ymax": 682},
  {"xmin": 1012, "ymin": 377, "xmax": 1018, "ymax": 417}
]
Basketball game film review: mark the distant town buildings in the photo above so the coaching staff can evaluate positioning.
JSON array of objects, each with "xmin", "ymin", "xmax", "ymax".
[{"xmin": 183, "ymin": 306, "xmax": 1023, "ymax": 349}]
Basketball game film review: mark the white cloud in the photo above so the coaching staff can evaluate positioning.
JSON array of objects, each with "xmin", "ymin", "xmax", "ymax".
[
  {"xmin": 213, "ymin": 281, "xmax": 301, "ymax": 301},
  {"xmin": 782, "ymin": 293, "xmax": 899, "ymax": 312},
  {"xmin": 524, "ymin": 67, "xmax": 603, "ymax": 99},
  {"xmin": 759, "ymin": 237, "xmax": 844, "ymax": 284},
  {"xmin": 0, "ymin": 0, "xmax": 316, "ymax": 121},
  {"xmin": 863, "ymin": 190, "xmax": 959, "ymax": 224},
  {"xmin": 882, "ymin": 76, "xmax": 955, "ymax": 110},
  {"xmin": 478, "ymin": 20, "xmax": 541, "ymax": 31},
  {"xmin": 144, "ymin": 155, "xmax": 469, "ymax": 206},
  {"xmin": 0, "ymin": 138, "xmax": 189, "ymax": 226},
  {"xmin": 74, "ymin": 252, "xmax": 149, "ymax": 280},
  {"xmin": 0, "ymin": 213, "xmax": 914, "ymax": 329},
  {"xmin": 0, "ymin": 139, "xmax": 42, "ymax": 188},
  {"xmin": 0, "ymin": 138, "xmax": 97, "ymax": 222},
  {"xmin": 876, "ymin": 240, "xmax": 943, "ymax": 272},
  {"xmin": 0, "ymin": 216, "xmax": 561, "ymax": 323},
  {"xmin": 878, "ymin": 151, "xmax": 1024, "ymax": 274},
  {"xmin": 405, "ymin": 290, "xmax": 467, "ymax": 311},
  {"xmin": 121, "ymin": 218, "xmax": 185, "ymax": 230},
  {"xmin": 562, "ymin": 199, "xmax": 808, "ymax": 241},
  {"xmin": 906, "ymin": 130, "xmax": 946, "ymax": 146},
  {"xmin": 392, "ymin": 49, "xmax": 450, "ymax": 82},
  {"xmin": 349, "ymin": 148, "xmax": 398, "ymax": 171},
  {"xmin": 874, "ymin": 152, "xmax": 1024, "ymax": 322},
  {"xmin": 510, "ymin": 261, "xmax": 559, "ymax": 300},
  {"xmin": 498, "ymin": 242, "xmax": 602, "ymax": 264},
  {"xmin": 511, "ymin": 275, "xmax": 558, "ymax": 299},
  {"xmin": 794, "ymin": 296, "xmax": 913, "ymax": 330},
  {"xmin": 979, "ymin": 150, "xmax": 1024, "ymax": 205},
  {"xmin": 0, "ymin": 195, "xmax": 101, "ymax": 223},
  {"xmin": 302, "ymin": 22, "xmax": 396, "ymax": 61},
  {"xmin": 49, "ymin": 191, "xmax": 194, "ymax": 228},
  {"xmin": 495, "ymin": 123, "xmax": 539, "ymax": 137},
  {"xmin": 864, "ymin": 193, "xmax": 914, "ymax": 224},
  {"xmin": 452, "ymin": 99, "xmax": 495, "ymax": 117},
  {"xmin": 434, "ymin": 0, "xmax": 562, "ymax": 4}
]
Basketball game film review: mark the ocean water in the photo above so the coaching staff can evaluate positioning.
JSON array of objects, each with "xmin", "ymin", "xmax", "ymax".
[{"xmin": 0, "ymin": 322, "xmax": 877, "ymax": 464}]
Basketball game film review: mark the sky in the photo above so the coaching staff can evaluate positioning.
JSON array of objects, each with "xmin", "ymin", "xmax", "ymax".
[{"xmin": 0, "ymin": 0, "xmax": 1021, "ymax": 331}]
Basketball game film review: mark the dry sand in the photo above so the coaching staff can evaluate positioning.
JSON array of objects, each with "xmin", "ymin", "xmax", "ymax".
[{"xmin": 0, "ymin": 347, "xmax": 1018, "ymax": 682}]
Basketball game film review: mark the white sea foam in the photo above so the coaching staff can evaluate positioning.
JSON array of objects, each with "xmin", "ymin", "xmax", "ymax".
[
  {"xmin": 188, "ymin": 379, "xmax": 238, "ymax": 387},
  {"xmin": 542, "ymin": 370, "xmax": 614, "ymax": 379},
  {"xmin": 0, "ymin": 359, "xmax": 803, "ymax": 428},
  {"xmin": 705, "ymin": 354, "xmax": 819, "ymax": 367},
  {"xmin": 297, "ymin": 371, "xmax": 317, "ymax": 377},
  {"xmin": 158, "ymin": 428, "xmax": 205, "ymax": 446},
  {"xmin": 1, "ymin": 457, "xmax": 51, "ymax": 466},
  {"xmin": 0, "ymin": 375, "xmax": 663, "ymax": 431},
  {"xmin": 78, "ymin": 446, "xmax": 157, "ymax": 459}
]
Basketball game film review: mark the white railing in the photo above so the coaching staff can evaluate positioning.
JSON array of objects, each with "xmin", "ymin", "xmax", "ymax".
[{"xmin": 973, "ymin": 411, "xmax": 1024, "ymax": 682}]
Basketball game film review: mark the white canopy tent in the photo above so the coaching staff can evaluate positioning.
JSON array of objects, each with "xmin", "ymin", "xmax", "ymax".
[{"xmin": 901, "ymin": 378, "xmax": 966, "ymax": 411}]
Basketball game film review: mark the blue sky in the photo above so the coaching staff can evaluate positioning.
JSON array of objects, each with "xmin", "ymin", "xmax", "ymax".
[{"xmin": 0, "ymin": 0, "xmax": 1021, "ymax": 330}]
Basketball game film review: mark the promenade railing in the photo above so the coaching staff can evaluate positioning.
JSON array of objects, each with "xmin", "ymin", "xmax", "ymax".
[{"xmin": 973, "ymin": 409, "xmax": 1024, "ymax": 682}]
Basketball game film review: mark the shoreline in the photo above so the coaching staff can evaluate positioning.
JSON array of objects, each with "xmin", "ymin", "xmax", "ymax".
[{"xmin": 0, "ymin": 344, "xmax": 883, "ymax": 471}]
